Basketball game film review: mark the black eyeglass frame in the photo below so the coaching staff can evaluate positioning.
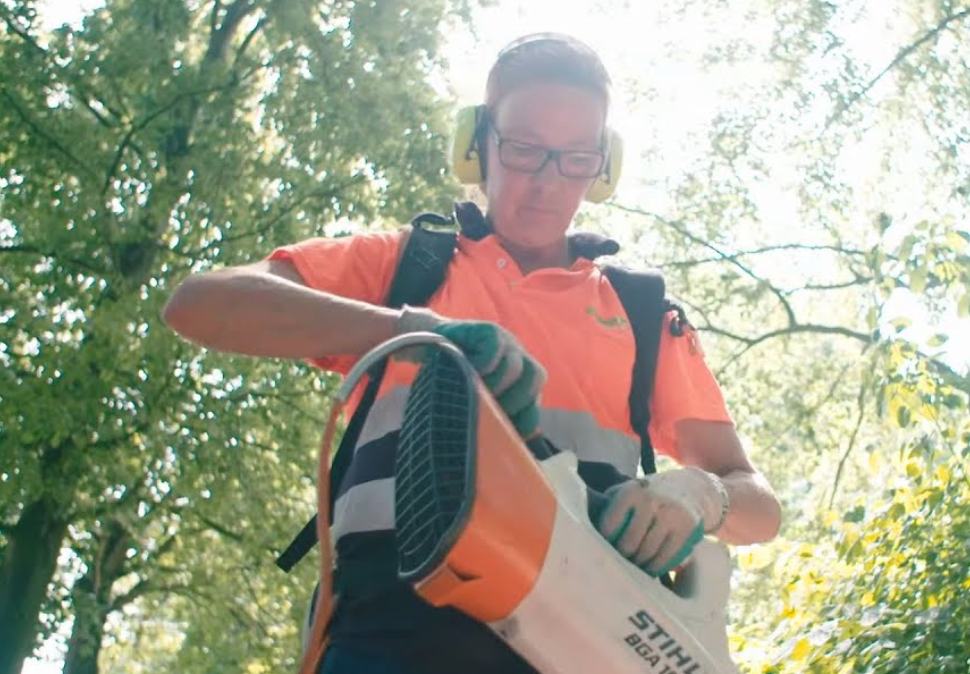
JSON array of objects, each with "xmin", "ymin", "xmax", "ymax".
[{"xmin": 479, "ymin": 117, "xmax": 608, "ymax": 180}]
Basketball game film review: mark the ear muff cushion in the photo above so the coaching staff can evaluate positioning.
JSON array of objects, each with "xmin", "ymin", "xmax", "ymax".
[
  {"xmin": 585, "ymin": 130, "xmax": 623, "ymax": 203},
  {"xmin": 451, "ymin": 106, "xmax": 623, "ymax": 203},
  {"xmin": 452, "ymin": 106, "xmax": 485, "ymax": 185}
]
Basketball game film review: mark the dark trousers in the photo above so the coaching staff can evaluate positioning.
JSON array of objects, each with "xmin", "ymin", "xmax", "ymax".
[{"xmin": 320, "ymin": 644, "xmax": 425, "ymax": 674}]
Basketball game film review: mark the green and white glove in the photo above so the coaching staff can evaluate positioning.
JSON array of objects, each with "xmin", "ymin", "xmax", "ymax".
[
  {"xmin": 395, "ymin": 305, "xmax": 547, "ymax": 437},
  {"xmin": 597, "ymin": 467, "xmax": 729, "ymax": 576}
]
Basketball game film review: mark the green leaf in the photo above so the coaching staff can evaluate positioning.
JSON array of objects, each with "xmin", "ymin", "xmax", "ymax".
[
  {"xmin": 898, "ymin": 234, "xmax": 918, "ymax": 261},
  {"xmin": 946, "ymin": 230, "xmax": 969, "ymax": 251},
  {"xmin": 896, "ymin": 405, "xmax": 912, "ymax": 428},
  {"xmin": 943, "ymin": 394, "xmax": 966, "ymax": 410},
  {"xmin": 906, "ymin": 460, "xmax": 921, "ymax": 478},
  {"xmin": 926, "ymin": 489, "xmax": 944, "ymax": 512},
  {"xmin": 910, "ymin": 268, "xmax": 928, "ymax": 294},
  {"xmin": 958, "ymin": 293, "xmax": 970, "ymax": 319},
  {"xmin": 844, "ymin": 505, "xmax": 866, "ymax": 523},
  {"xmin": 891, "ymin": 317, "xmax": 912, "ymax": 333},
  {"xmin": 877, "ymin": 212, "xmax": 892, "ymax": 234},
  {"xmin": 865, "ymin": 306, "xmax": 879, "ymax": 330}
]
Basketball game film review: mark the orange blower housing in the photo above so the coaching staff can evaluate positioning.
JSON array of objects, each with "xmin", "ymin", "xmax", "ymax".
[
  {"xmin": 394, "ymin": 347, "xmax": 739, "ymax": 674},
  {"xmin": 395, "ymin": 348, "xmax": 558, "ymax": 620}
]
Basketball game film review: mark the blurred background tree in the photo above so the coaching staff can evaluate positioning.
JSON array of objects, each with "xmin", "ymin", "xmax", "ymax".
[
  {"xmin": 580, "ymin": 1, "xmax": 970, "ymax": 672},
  {"xmin": 2, "ymin": 0, "xmax": 968, "ymax": 673},
  {"xmin": 0, "ymin": 0, "xmax": 473, "ymax": 672}
]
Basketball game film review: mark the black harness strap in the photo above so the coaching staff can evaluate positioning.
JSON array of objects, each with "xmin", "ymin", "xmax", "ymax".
[{"xmin": 601, "ymin": 266, "xmax": 667, "ymax": 476}]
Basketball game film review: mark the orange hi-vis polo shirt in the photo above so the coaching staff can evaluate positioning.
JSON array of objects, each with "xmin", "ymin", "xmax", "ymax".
[{"xmin": 270, "ymin": 228, "xmax": 733, "ymax": 546}]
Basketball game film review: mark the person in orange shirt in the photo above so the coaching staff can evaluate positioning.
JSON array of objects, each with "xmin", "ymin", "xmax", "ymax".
[{"xmin": 164, "ymin": 33, "xmax": 781, "ymax": 674}]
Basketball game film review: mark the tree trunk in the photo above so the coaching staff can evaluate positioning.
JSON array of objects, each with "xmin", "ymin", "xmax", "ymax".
[
  {"xmin": 0, "ymin": 498, "xmax": 68, "ymax": 674},
  {"xmin": 61, "ymin": 602, "xmax": 105, "ymax": 674},
  {"xmin": 62, "ymin": 521, "xmax": 132, "ymax": 674}
]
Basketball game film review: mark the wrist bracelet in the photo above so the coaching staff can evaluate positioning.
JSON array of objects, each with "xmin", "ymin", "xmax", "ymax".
[{"xmin": 705, "ymin": 472, "xmax": 731, "ymax": 534}]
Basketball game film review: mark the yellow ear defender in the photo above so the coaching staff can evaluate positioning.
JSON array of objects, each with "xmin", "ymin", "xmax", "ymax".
[{"xmin": 451, "ymin": 105, "xmax": 623, "ymax": 204}]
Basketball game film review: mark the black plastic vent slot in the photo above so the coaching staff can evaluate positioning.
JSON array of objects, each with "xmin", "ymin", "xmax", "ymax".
[{"xmin": 395, "ymin": 349, "xmax": 478, "ymax": 581}]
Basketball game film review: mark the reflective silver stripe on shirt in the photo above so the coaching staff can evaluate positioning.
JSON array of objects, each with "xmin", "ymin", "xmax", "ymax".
[
  {"xmin": 541, "ymin": 408, "xmax": 639, "ymax": 477},
  {"xmin": 333, "ymin": 393, "xmax": 638, "ymax": 540},
  {"xmin": 355, "ymin": 385, "xmax": 409, "ymax": 450},
  {"xmin": 332, "ymin": 477, "xmax": 395, "ymax": 540}
]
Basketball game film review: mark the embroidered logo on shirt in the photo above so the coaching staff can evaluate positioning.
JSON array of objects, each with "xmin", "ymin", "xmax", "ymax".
[{"xmin": 586, "ymin": 306, "xmax": 630, "ymax": 330}]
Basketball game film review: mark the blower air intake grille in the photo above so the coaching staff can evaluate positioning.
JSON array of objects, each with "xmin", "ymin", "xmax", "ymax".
[{"xmin": 395, "ymin": 349, "xmax": 478, "ymax": 580}]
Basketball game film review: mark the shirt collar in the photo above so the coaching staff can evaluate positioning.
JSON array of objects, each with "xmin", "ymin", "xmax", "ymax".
[{"xmin": 460, "ymin": 233, "xmax": 598, "ymax": 280}]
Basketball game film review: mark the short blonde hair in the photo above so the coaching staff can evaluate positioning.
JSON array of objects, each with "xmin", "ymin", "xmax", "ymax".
[{"xmin": 484, "ymin": 33, "xmax": 612, "ymax": 113}]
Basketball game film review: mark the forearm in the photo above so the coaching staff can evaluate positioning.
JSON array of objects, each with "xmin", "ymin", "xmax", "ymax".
[
  {"xmin": 163, "ymin": 267, "xmax": 400, "ymax": 359},
  {"xmin": 713, "ymin": 469, "xmax": 781, "ymax": 546}
]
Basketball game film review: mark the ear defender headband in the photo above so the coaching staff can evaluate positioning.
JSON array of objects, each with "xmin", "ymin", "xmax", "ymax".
[{"xmin": 450, "ymin": 35, "xmax": 623, "ymax": 204}]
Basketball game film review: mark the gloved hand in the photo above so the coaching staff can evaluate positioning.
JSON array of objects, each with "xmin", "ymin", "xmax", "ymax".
[
  {"xmin": 395, "ymin": 305, "xmax": 547, "ymax": 437},
  {"xmin": 597, "ymin": 467, "xmax": 727, "ymax": 576}
]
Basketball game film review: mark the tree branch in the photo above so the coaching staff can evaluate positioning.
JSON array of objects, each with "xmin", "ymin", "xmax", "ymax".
[
  {"xmin": 233, "ymin": 16, "xmax": 265, "ymax": 69},
  {"xmin": 72, "ymin": 79, "xmax": 128, "ymax": 123},
  {"xmin": 2, "ymin": 5, "xmax": 129, "ymax": 131},
  {"xmin": 109, "ymin": 578, "xmax": 152, "ymax": 612},
  {"xmin": 0, "ymin": 87, "xmax": 96, "ymax": 179},
  {"xmin": 76, "ymin": 97, "xmax": 117, "ymax": 129},
  {"xmin": 701, "ymin": 320, "xmax": 970, "ymax": 395},
  {"xmin": 0, "ymin": 243, "xmax": 106, "ymax": 276},
  {"xmin": 109, "ymin": 579, "xmax": 189, "ymax": 612},
  {"xmin": 609, "ymin": 205, "xmax": 970, "ymax": 395},
  {"xmin": 194, "ymin": 512, "xmax": 245, "ymax": 542},
  {"xmin": 205, "ymin": 0, "xmax": 256, "ymax": 65},
  {"xmin": 209, "ymin": 0, "xmax": 223, "ymax": 34},
  {"xmin": 659, "ymin": 242, "xmax": 873, "ymax": 269},
  {"xmin": 784, "ymin": 275, "xmax": 875, "ymax": 294},
  {"xmin": 757, "ymin": 362, "xmax": 854, "ymax": 451},
  {"xmin": 828, "ymin": 381, "xmax": 869, "ymax": 508},
  {"xmin": 188, "ymin": 177, "xmax": 365, "ymax": 258},
  {"xmin": 100, "ymin": 78, "xmax": 250, "ymax": 197},
  {"xmin": 824, "ymin": 5, "xmax": 970, "ymax": 130},
  {"xmin": 0, "ymin": 7, "xmax": 47, "ymax": 56},
  {"xmin": 701, "ymin": 322, "xmax": 873, "ymax": 348},
  {"xmin": 927, "ymin": 358, "xmax": 970, "ymax": 397},
  {"xmin": 612, "ymin": 202, "xmax": 798, "ymax": 326}
]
